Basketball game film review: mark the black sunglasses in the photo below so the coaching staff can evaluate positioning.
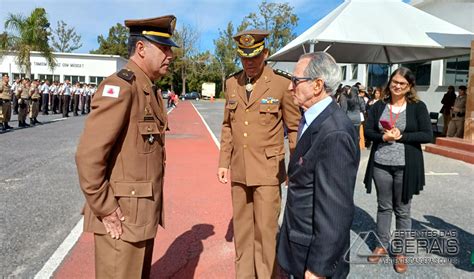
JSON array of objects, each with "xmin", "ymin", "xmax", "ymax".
[{"xmin": 290, "ymin": 76, "xmax": 314, "ymax": 87}]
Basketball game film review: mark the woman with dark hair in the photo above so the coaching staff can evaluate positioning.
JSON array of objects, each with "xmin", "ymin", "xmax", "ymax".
[
  {"xmin": 363, "ymin": 67, "xmax": 432, "ymax": 273},
  {"xmin": 340, "ymin": 85, "xmax": 365, "ymax": 132},
  {"xmin": 367, "ymin": 87, "xmax": 382, "ymax": 108}
]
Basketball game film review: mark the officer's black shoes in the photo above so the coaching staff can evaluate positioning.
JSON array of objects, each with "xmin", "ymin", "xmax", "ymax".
[
  {"xmin": 34, "ymin": 118, "xmax": 41, "ymax": 124},
  {"xmin": 23, "ymin": 121, "xmax": 30, "ymax": 127},
  {"xmin": 30, "ymin": 118, "xmax": 36, "ymax": 125},
  {"xmin": 3, "ymin": 123, "xmax": 13, "ymax": 130}
]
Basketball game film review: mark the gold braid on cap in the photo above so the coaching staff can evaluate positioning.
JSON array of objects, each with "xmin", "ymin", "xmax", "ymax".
[
  {"xmin": 142, "ymin": 30, "xmax": 171, "ymax": 38},
  {"xmin": 237, "ymin": 40, "xmax": 264, "ymax": 49},
  {"xmin": 237, "ymin": 45, "xmax": 264, "ymax": 57}
]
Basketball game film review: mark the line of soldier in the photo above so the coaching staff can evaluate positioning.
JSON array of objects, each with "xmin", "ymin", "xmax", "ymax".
[{"xmin": 1, "ymin": 75, "xmax": 97, "ymax": 131}]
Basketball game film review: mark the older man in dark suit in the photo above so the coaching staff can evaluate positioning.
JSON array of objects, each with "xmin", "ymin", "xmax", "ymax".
[{"xmin": 277, "ymin": 52, "xmax": 360, "ymax": 279}]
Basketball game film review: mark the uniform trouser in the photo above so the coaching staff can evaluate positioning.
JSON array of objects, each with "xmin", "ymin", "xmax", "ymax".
[
  {"xmin": 42, "ymin": 94, "xmax": 49, "ymax": 113},
  {"xmin": 80, "ymin": 95, "xmax": 86, "ymax": 113},
  {"xmin": 69, "ymin": 95, "xmax": 74, "ymax": 112},
  {"xmin": 73, "ymin": 94, "xmax": 80, "ymax": 115},
  {"xmin": 442, "ymin": 113, "xmax": 451, "ymax": 135},
  {"xmin": 29, "ymin": 100, "xmax": 40, "ymax": 118},
  {"xmin": 62, "ymin": 95, "xmax": 70, "ymax": 117},
  {"xmin": 85, "ymin": 95, "xmax": 91, "ymax": 113},
  {"xmin": 18, "ymin": 100, "xmax": 29, "ymax": 122},
  {"xmin": 1, "ymin": 100, "xmax": 12, "ymax": 123},
  {"xmin": 13, "ymin": 94, "xmax": 18, "ymax": 114},
  {"xmin": 59, "ymin": 95, "xmax": 63, "ymax": 113},
  {"xmin": 373, "ymin": 163, "xmax": 411, "ymax": 249},
  {"xmin": 231, "ymin": 183, "xmax": 281, "ymax": 279},
  {"xmin": 52, "ymin": 95, "xmax": 59, "ymax": 113},
  {"xmin": 94, "ymin": 234, "xmax": 154, "ymax": 279},
  {"xmin": 447, "ymin": 117, "xmax": 465, "ymax": 138}
]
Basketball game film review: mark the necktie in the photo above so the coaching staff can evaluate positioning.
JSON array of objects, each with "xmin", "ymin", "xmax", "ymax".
[{"xmin": 297, "ymin": 111, "xmax": 306, "ymax": 140}]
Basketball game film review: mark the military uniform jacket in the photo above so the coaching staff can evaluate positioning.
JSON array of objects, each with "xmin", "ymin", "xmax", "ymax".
[
  {"xmin": 218, "ymin": 66, "xmax": 300, "ymax": 186},
  {"xmin": 0, "ymin": 82, "xmax": 11, "ymax": 100},
  {"xmin": 30, "ymin": 84, "xmax": 41, "ymax": 100},
  {"xmin": 75, "ymin": 60, "xmax": 168, "ymax": 243}
]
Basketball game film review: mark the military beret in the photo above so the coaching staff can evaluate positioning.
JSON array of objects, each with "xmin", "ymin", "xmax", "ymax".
[
  {"xmin": 233, "ymin": 29, "xmax": 269, "ymax": 58},
  {"xmin": 125, "ymin": 15, "xmax": 179, "ymax": 48}
]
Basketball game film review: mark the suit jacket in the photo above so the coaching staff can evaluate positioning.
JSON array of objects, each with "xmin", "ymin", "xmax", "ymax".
[
  {"xmin": 218, "ymin": 65, "xmax": 300, "ymax": 186},
  {"xmin": 278, "ymin": 101, "xmax": 360, "ymax": 278},
  {"xmin": 75, "ymin": 60, "xmax": 168, "ymax": 243}
]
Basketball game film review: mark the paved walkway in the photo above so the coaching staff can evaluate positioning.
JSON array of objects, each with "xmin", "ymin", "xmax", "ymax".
[{"xmin": 54, "ymin": 101, "xmax": 235, "ymax": 278}]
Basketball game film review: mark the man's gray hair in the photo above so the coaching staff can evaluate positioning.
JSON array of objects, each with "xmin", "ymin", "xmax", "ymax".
[{"xmin": 300, "ymin": 52, "xmax": 342, "ymax": 95}]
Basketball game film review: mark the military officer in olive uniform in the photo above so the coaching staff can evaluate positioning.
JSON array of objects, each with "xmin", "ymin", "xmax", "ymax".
[
  {"xmin": 217, "ymin": 30, "xmax": 300, "ymax": 278},
  {"xmin": 17, "ymin": 79, "xmax": 30, "ymax": 127},
  {"xmin": 29, "ymin": 80, "xmax": 41, "ymax": 125},
  {"xmin": 0, "ymin": 74, "xmax": 13, "ymax": 131},
  {"xmin": 75, "ymin": 15, "xmax": 178, "ymax": 278}
]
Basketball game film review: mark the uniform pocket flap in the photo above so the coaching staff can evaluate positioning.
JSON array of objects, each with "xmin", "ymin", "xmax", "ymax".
[
  {"xmin": 265, "ymin": 145, "xmax": 285, "ymax": 158},
  {"xmin": 259, "ymin": 104, "xmax": 279, "ymax": 113},
  {"xmin": 226, "ymin": 101, "xmax": 238, "ymax": 110},
  {"xmin": 289, "ymin": 229, "xmax": 312, "ymax": 246},
  {"xmin": 113, "ymin": 181, "xmax": 153, "ymax": 197},
  {"xmin": 138, "ymin": 121, "xmax": 160, "ymax": 135}
]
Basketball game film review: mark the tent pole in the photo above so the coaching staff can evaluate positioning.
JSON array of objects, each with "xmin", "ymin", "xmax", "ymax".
[
  {"xmin": 323, "ymin": 43, "xmax": 334, "ymax": 52},
  {"xmin": 310, "ymin": 43, "xmax": 315, "ymax": 53}
]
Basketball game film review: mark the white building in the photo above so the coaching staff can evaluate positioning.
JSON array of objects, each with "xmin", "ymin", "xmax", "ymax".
[{"xmin": 0, "ymin": 51, "xmax": 127, "ymax": 85}]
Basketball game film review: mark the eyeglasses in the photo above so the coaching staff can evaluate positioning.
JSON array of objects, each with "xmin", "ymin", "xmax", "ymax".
[
  {"xmin": 390, "ymin": 80, "xmax": 409, "ymax": 89},
  {"xmin": 290, "ymin": 76, "xmax": 314, "ymax": 87}
]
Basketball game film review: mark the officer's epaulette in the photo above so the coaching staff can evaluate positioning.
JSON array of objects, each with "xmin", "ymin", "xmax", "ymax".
[
  {"xmin": 273, "ymin": 69, "xmax": 291, "ymax": 79},
  {"xmin": 227, "ymin": 69, "xmax": 243, "ymax": 79},
  {"xmin": 117, "ymin": 69, "xmax": 135, "ymax": 82}
]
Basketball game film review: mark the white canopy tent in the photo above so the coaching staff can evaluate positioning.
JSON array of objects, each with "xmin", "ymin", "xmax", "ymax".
[{"xmin": 268, "ymin": 0, "xmax": 474, "ymax": 64}]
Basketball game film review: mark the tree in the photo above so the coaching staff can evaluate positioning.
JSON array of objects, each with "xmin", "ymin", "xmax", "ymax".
[
  {"xmin": 241, "ymin": 0, "xmax": 298, "ymax": 55},
  {"xmin": 171, "ymin": 24, "xmax": 199, "ymax": 95},
  {"xmin": 4, "ymin": 8, "xmax": 55, "ymax": 78},
  {"xmin": 90, "ymin": 23, "xmax": 128, "ymax": 58},
  {"xmin": 213, "ymin": 22, "xmax": 240, "ymax": 94},
  {"xmin": 0, "ymin": 32, "xmax": 11, "ymax": 51},
  {"xmin": 51, "ymin": 20, "xmax": 82, "ymax": 52}
]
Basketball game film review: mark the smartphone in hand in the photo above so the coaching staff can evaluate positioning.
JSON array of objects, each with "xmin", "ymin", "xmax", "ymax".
[{"xmin": 380, "ymin": 119, "xmax": 392, "ymax": 130}]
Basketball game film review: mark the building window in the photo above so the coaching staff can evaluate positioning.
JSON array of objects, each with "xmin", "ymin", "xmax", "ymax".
[
  {"xmin": 445, "ymin": 55, "xmax": 469, "ymax": 86},
  {"xmin": 12, "ymin": 73, "xmax": 31, "ymax": 80},
  {"xmin": 367, "ymin": 64, "xmax": 389, "ymax": 88},
  {"xmin": 341, "ymin": 66, "xmax": 347, "ymax": 80},
  {"xmin": 90, "ymin": 76, "xmax": 105, "ymax": 85},
  {"xmin": 38, "ymin": 74, "xmax": 60, "ymax": 82},
  {"xmin": 64, "ymin": 75, "xmax": 85, "ymax": 84},
  {"xmin": 401, "ymin": 61, "xmax": 431, "ymax": 86},
  {"xmin": 351, "ymin": 64, "xmax": 358, "ymax": 80}
]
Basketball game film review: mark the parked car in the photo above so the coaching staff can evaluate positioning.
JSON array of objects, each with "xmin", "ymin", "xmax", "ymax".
[{"xmin": 181, "ymin": 92, "xmax": 200, "ymax": 100}]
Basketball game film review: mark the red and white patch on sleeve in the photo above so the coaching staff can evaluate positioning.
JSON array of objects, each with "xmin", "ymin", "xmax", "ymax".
[{"xmin": 102, "ymin": 85, "xmax": 120, "ymax": 98}]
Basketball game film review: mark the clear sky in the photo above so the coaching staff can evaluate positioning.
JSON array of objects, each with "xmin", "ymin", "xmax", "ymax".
[{"xmin": 0, "ymin": 0, "xmax": 410, "ymax": 54}]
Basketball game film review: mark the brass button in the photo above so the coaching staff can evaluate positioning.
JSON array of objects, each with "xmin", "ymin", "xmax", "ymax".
[
  {"xmin": 243, "ymin": 144, "xmax": 247, "ymax": 148},
  {"xmin": 267, "ymin": 108, "xmax": 270, "ymax": 111},
  {"xmin": 131, "ymin": 190, "xmax": 136, "ymax": 195},
  {"xmin": 243, "ymin": 133, "xmax": 248, "ymax": 137},
  {"xmin": 245, "ymin": 109, "xmax": 249, "ymax": 112},
  {"xmin": 147, "ymin": 127, "xmax": 152, "ymax": 132},
  {"xmin": 244, "ymin": 121, "xmax": 249, "ymax": 125}
]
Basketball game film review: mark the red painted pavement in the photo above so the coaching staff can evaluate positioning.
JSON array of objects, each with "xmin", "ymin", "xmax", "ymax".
[{"xmin": 54, "ymin": 101, "xmax": 235, "ymax": 278}]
